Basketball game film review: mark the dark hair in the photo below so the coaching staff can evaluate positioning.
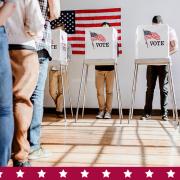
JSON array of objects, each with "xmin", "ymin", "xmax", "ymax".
[
  {"xmin": 152, "ymin": 15, "xmax": 163, "ymax": 24},
  {"xmin": 101, "ymin": 22, "xmax": 111, "ymax": 27}
]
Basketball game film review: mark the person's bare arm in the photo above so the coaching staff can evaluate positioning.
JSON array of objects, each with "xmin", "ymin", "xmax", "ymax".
[
  {"xmin": 170, "ymin": 40, "xmax": 178, "ymax": 55},
  {"xmin": 48, "ymin": 0, "xmax": 60, "ymax": 21},
  {"xmin": 0, "ymin": 2, "xmax": 16, "ymax": 26}
]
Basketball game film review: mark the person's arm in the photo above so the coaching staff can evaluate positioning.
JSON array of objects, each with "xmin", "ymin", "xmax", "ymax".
[
  {"xmin": 48, "ymin": 0, "xmax": 60, "ymax": 21},
  {"xmin": 169, "ymin": 29, "xmax": 178, "ymax": 55},
  {"xmin": 0, "ymin": 2, "xmax": 16, "ymax": 26},
  {"xmin": 170, "ymin": 40, "xmax": 178, "ymax": 55}
]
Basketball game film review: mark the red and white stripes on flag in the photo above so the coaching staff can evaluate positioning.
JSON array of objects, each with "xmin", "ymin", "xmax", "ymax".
[{"xmin": 70, "ymin": 8, "xmax": 122, "ymax": 55}]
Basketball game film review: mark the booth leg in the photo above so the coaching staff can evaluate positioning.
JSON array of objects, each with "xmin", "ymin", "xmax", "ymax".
[
  {"xmin": 168, "ymin": 64, "xmax": 179, "ymax": 126},
  {"xmin": 167, "ymin": 65, "xmax": 175, "ymax": 120},
  {"xmin": 82, "ymin": 65, "xmax": 89, "ymax": 118},
  {"xmin": 129, "ymin": 63, "xmax": 138, "ymax": 123},
  {"xmin": 114, "ymin": 63, "xmax": 123, "ymax": 123},
  {"xmin": 75, "ymin": 63, "xmax": 86, "ymax": 123},
  {"xmin": 65, "ymin": 66, "xmax": 74, "ymax": 118},
  {"xmin": 60, "ymin": 65, "xmax": 67, "ymax": 125},
  {"xmin": 116, "ymin": 66, "xmax": 123, "ymax": 120}
]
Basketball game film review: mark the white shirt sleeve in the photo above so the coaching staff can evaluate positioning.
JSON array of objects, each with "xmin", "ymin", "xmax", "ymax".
[{"xmin": 169, "ymin": 28, "xmax": 178, "ymax": 41}]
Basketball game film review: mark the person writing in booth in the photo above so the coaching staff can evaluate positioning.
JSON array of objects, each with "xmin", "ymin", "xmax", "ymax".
[
  {"xmin": 95, "ymin": 22, "xmax": 115, "ymax": 119},
  {"xmin": 49, "ymin": 24, "xmax": 72, "ymax": 118},
  {"xmin": 141, "ymin": 15, "xmax": 178, "ymax": 121}
]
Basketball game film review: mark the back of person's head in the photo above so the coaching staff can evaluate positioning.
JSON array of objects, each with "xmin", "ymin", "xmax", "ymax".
[
  {"xmin": 152, "ymin": 15, "xmax": 163, "ymax": 24},
  {"xmin": 101, "ymin": 22, "xmax": 111, "ymax": 27}
]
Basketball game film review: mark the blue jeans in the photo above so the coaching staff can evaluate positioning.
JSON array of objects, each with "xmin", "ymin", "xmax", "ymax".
[
  {"xmin": 0, "ymin": 27, "xmax": 14, "ymax": 166},
  {"xmin": 28, "ymin": 55, "xmax": 49, "ymax": 151}
]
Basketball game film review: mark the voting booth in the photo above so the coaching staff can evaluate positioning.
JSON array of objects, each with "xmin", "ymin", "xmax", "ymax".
[
  {"xmin": 75, "ymin": 27, "xmax": 123, "ymax": 122},
  {"xmin": 129, "ymin": 24, "xmax": 179, "ymax": 125},
  {"xmin": 51, "ymin": 29, "xmax": 68, "ymax": 65},
  {"xmin": 51, "ymin": 29, "xmax": 73, "ymax": 122},
  {"xmin": 136, "ymin": 24, "xmax": 169, "ymax": 59},
  {"xmin": 85, "ymin": 27, "xmax": 118, "ymax": 64}
]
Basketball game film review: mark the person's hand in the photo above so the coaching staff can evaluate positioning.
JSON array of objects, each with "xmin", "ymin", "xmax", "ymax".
[
  {"xmin": 0, "ymin": 3, "xmax": 3, "ymax": 25},
  {"xmin": 49, "ymin": 8, "xmax": 59, "ymax": 21},
  {"xmin": 48, "ymin": 0, "xmax": 60, "ymax": 21},
  {"xmin": 0, "ymin": 2, "xmax": 4, "ymax": 8},
  {"xmin": 0, "ymin": 2, "xmax": 15, "ymax": 26}
]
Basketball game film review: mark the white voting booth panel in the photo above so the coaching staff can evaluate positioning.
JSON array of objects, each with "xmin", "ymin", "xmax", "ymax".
[
  {"xmin": 136, "ymin": 24, "xmax": 170, "ymax": 62},
  {"xmin": 51, "ymin": 29, "xmax": 68, "ymax": 65},
  {"xmin": 85, "ymin": 27, "xmax": 118, "ymax": 65},
  {"xmin": 129, "ymin": 24, "xmax": 179, "ymax": 125}
]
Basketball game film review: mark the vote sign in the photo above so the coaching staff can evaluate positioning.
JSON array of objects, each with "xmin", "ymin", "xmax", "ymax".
[
  {"xmin": 136, "ymin": 24, "xmax": 169, "ymax": 59},
  {"xmin": 85, "ymin": 27, "xmax": 118, "ymax": 65}
]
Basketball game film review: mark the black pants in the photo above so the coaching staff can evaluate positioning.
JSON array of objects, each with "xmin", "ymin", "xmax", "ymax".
[{"xmin": 144, "ymin": 65, "xmax": 168, "ymax": 116}]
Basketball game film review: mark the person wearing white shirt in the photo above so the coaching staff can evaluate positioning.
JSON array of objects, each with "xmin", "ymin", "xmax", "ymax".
[{"xmin": 6, "ymin": 0, "xmax": 45, "ymax": 167}]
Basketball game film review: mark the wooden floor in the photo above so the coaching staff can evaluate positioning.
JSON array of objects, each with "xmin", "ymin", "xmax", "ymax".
[{"xmin": 30, "ymin": 114, "xmax": 180, "ymax": 167}]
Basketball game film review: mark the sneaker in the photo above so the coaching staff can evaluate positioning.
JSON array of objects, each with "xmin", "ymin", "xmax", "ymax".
[
  {"xmin": 96, "ymin": 111, "xmax": 104, "ymax": 119},
  {"xmin": 29, "ymin": 147, "xmax": 52, "ymax": 160},
  {"xmin": 140, "ymin": 114, "xmax": 151, "ymax": 120},
  {"xmin": 56, "ymin": 111, "xmax": 64, "ymax": 118},
  {"xmin": 162, "ymin": 115, "xmax": 169, "ymax": 121},
  {"xmin": 13, "ymin": 160, "xmax": 31, "ymax": 167},
  {"xmin": 104, "ymin": 112, "xmax": 112, "ymax": 119}
]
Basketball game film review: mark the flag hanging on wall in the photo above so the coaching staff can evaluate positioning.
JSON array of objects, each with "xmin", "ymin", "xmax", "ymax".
[{"xmin": 51, "ymin": 8, "xmax": 122, "ymax": 55}]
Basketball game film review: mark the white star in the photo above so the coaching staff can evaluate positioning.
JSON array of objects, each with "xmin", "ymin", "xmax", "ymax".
[
  {"xmin": 37, "ymin": 170, "xmax": 46, "ymax": 178},
  {"xmin": 145, "ymin": 169, "xmax": 154, "ymax": 178},
  {"xmin": 167, "ymin": 170, "xmax": 175, "ymax": 178},
  {"xmin": 16, "ymin": 170, "xmax": 24, "ymax": 178},
  {"xmin": 59, "ymin": 169, "xmax": 67, "ymax": 178},
  {"xmin": 0, "ymin": 172, "xmax": 3, "ymax": 178},
  {"xmin": 124, "ymin": 170, "xmax": 132, "ymax": 178},
  {"xmin": 102, "ymin": 169, "xmax": 111, "ymax": 178},
  {"xmin": 81, "ymin": 170, "xmax": 89, "ymax": 178}
]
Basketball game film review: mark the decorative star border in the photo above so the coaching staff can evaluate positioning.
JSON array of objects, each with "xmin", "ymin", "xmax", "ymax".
[{"xmin": 0, "ymin": 168, "xmax": 179, "ymax": 180}]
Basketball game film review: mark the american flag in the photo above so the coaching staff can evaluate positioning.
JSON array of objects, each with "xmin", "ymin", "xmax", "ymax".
[
  {"xmin": 90, "ymin": 32, "xmax": 106, "ymax": 42},
  {"xmin": 51, "ymin": 8, "xmax": 122, "ymax": 55},
  {"xmin": 143, "ymin": 30, "xmax": 160, "ymax": 40}
]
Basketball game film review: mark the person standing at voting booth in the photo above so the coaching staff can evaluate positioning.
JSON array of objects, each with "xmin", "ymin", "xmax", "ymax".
[
  {"xmin": 28, "ymin": 0, "xmax": 60, "ymax": 160},
  {"xmin": 0, "ymin": 0, "xmax": 15, "ymax": 167},
  {"xmin": 5, "ymin": 0, "xmax": 45, "ymax": 166},
  {"xmin": 141, "ymin": 15, "xmax": 178, "ymax": 121},
  {"xmin": 95, "ymin": 22, "xmax": 115, "ymax": 119},
  {"xmin": 49, "ymin": 24, "xmax": 72, "ymax": 118}
]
